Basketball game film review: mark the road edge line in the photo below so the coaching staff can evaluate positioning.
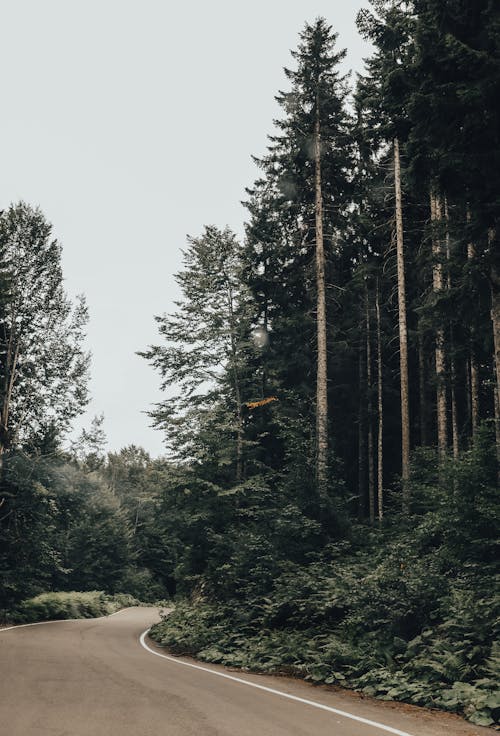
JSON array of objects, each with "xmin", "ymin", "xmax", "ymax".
[
  {"xmin": 139, "ymin": 629, "xmax": 415, "ymax": 736},
  {"xmin": 0, "ymin": 620, "xmax": 73, "ymax": 633}
]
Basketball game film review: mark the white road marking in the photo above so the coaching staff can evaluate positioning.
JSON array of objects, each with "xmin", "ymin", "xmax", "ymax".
[
  {"xmin": 0, "ymin": 620, "xmax": 72, "ymax": 632},
  {"xmin": 139, "ymin": 629, "xmax": 415, "ymax": 736}
]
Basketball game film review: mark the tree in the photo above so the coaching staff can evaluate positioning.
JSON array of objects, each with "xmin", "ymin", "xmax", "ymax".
[
  {"xmin": 375, "ymin": 277, "xmax": 384, "ymax": 520},
  {"xmin": 139, "ymin": 226, "xmax": 250, "ymax": 479},
  {"xmin": 0, "ymin": 202, "xmax": 90, "ymax": 465},
  {"xmin": 365, "ymin": 283, "xmax": 375, "ymax": 522},
  {"xmin": 430, "ymin": 190, "xmax": 448, "ymax": 459},
  {"xmin": 409, "ymin": 0, "xmax": 500, "ymax": 456},
  {"xmin": 394, "ymin": 136, "xmax": 411, "ymax": 491},
  {"xmin": 282, "ymin": 19, "xmax": 352, "ymax": 497},
  {"xmin": 245, "ymin": 18, "xmax": 352, "ymax": 498},
  {"xmin": 357, "ymin": 1, "xmax": 416, "ymax": 506},
  {"xmin": 71, "ymin": 414, "xmax": 107, "ymax": 472}
]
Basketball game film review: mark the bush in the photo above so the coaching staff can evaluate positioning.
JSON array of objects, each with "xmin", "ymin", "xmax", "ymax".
[
  {"xmin": 149, "ymin": 447, "xmax": 500, "ymax": 730},
  {"xmin": 8, "ymin": 590, "xmax": 141, "ymax": 623}
]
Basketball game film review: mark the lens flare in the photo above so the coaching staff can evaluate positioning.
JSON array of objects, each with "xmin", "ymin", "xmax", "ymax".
[{"xmin": 252, "ymin": 326, "xmax": 269, "ymax": 348}]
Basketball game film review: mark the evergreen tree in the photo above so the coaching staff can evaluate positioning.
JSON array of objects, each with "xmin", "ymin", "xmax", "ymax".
[
  {"xmin": 357, "ymin": 1, "xmax": 416, "ymax": 504},
  {"xmin": 139, "ymin": 226, "xmax": 251, "ymax": 479},
  {"xmin": 71, "ymin": 414, "xmax": 107, "ymax": 472},
  {"xmin": 0, "ymin": 202, "xmax": 90, "ymax": 464},
  {"xmin": 244, "ymin": 18, "xmax": 352, "ymax": 499},
  {"xmin": 409, "ymin": 0, "xmax": 500, "ymax": 457}
]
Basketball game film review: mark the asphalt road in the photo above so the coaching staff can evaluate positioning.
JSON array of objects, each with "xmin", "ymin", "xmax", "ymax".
[{"xmin": 0, "ymin": 607, "xmax": 493, "ymax": 736}]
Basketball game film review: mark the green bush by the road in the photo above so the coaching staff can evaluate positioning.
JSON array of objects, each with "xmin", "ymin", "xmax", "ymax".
[{"xmin": 8, "ymin": 591, "xmax": 140, "ymax": 623}]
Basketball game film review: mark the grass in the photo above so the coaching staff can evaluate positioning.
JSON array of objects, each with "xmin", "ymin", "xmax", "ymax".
[{"xmin": 6, "ymin": 590, "xmax": 141, "ymax": 624}]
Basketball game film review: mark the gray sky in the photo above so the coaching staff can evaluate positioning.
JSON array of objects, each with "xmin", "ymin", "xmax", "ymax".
[{"xmin": 0, "ymin": 0, "xmax": 371, "ymax": 456}]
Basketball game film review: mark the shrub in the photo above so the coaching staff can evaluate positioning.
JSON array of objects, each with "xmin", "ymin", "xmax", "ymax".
[{"xmin": 8, "ymin": 590, "xmax": 141, "ymax": 623}]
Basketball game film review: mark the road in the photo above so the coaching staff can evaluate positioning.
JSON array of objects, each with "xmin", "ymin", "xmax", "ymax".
[{"xmin": 0, "ymin": 607, "xmax": 493, "ymax": 736}]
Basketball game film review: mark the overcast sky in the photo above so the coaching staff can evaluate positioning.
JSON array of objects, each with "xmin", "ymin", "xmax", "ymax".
[{"xmin": 0, "ymin": 1, "xmax": 371, "ymax": 456}]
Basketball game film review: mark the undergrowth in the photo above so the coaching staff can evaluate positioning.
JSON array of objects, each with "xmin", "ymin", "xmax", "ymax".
[
  {"xmin": 150, "ymin": 532, "xmax": 499, "ymax": 729},
  {"xmin": 3, "ymin": 590, "xmax": 141, "ymax": 623},
  {"xmin": 150, "ymin": 430, "xmax": 500, "ymax": 727}
]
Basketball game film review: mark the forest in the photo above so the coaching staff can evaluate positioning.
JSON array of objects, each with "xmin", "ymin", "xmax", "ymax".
[{"xmin": 0, "ymin": 0, "xmax": 499, "ymax": 729}]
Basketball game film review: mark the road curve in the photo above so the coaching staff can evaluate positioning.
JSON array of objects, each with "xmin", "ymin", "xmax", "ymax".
[{"xmin": 0, "ymin": 607, "xmax": 492, "ymax": 736}]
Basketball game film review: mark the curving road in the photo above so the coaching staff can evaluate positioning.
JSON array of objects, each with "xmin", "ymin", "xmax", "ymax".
[{"xmin": 0, "ymin": 607, "xmax": 493, "ymax": 736}]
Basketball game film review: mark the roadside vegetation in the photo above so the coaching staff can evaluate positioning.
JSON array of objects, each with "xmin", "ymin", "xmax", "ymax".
[
  {"xmin": 6, "ymin": 591, "xmax": 140, "ymax": 624},
  {"xmin": 149, "ymin": 431, "xmax": 499, "ymax": 728}
]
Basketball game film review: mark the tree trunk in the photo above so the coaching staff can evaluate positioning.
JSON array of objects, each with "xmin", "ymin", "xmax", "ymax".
[
  {"xmin": 466, "ymin": 358, "xmax": 472, "ymax": 435},
  {"xmin": 430, "ymin": 189, "xmax": 448, "ymax": 459},
  {"xmin": 358, "ymin": 321, "xmax": 366, "ymax": 520},
  {"xmin": 490, "ymin": 231, "xmax": 500, "ymax": 471},
  {"xmin": 450, "ymin": 359, "xmax": 459, "ymax": 460},
  {"xmin": 418, "ymin": 323, "xmax": 428, "ymax": 445},
  {"xmin": 494, "ymin": 355, "xmax": 500, "ymax": 480},
  {"xmin": 226, "ymin": 283, "xmax": 243, "ymax": 482},
  {"xmin": 262, "ymin": 300, "xmax": 269, "ymax": 398},
  {"xmin": 314, "ymin": 97, "xmax": 329, "ymax": 497},
  {"xmin": 467, "ymin": 210, "xmax": 480, "ymax": 438},
  {"xmin": 470, "ymin": 355, "xmax": 480, "ymax": 439},
  {"xmin": 444, "ymin": 197, "xmax": 459, "ymax": 459},
  {"xmin": 366, "ymin": 284, "xmax": 374, "ymax": 524},
  {"xmin": 376, "ymin": 278, "xmax": 384, "ymax": 522},
  {"xmin": 0, "ymin": 338, "xmax": 19, "ymax": 464},
  {"xmin": 394, "ymin": 138, "xmax": 410, "ymax": 509}
]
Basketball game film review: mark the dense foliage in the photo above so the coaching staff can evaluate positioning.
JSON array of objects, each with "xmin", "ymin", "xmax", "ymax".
[
  {"xmin": 149, "ymin": 429, "xmax": 499, "ymax": 726},
  {"xmin": 0, "ymin": 444, "xmax": 169, "ymax": 613},
  {"xmin": 0, "ymin": 206, "xmax": 169, "ymax": 612}
]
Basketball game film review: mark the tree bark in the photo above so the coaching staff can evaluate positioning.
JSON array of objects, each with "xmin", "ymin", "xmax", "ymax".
[
  {"xmin": 494, "ymin": 355, "xmax": 500, "ymax": 480},
  {"xmin": 394, "ymin": 138, "xmax": 410, "ymax": 509},
  {"xmin": 418, "ymin": 323, "xmax": 428, "ymax": 445},
  {"xmin": 450, "ymin": 357, "xmax": 459, "ymax": 460},
  {"xmin": 0, "ymin": 335, "xmax": 19, "ymax": 462},
  {"xmin": 0, "ymin": 319, "xmax": 20, "ymax": 476},
  {"xmin": 376, "ymin": 278, "xmax": 384, "ymax": 522},
  {"xmin": 226, "ymin": 283, "xmax": 243, "ymax": 482},
  {"xmin": 467, "ymin": 209, "xmax": 480, "ymax": 438},
  {"xmin": 470, "ymin": 353, "xmax": 480, "ymax": 439},
  {"xmin": 366, "ymin": 284, "xmax": 374, "ymax": 524},
  {"xmin": 430, "ymin": 189, "xmax": 448, "ymax": 459},
  {"xmin": 490, "ymin": 229, "xmax": 500, "ymax": 471},
  {"xmin": 358, "ymin": 320, "xmax": 366, "ymax": 520},
  {"xmin": 314, "ymin": 96, "xmax": 329, "ymax": 497},
  {"xmin": 444, "ymin": 197, "xmax": 459, "ymax": 459}
]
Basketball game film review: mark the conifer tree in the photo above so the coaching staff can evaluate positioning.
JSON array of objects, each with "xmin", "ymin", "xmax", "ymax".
[
  {"xmin": 245, "ymin": 18, "xmax": 352, "ymax": 498},
  {"xmin": 430, "ymin": 190, "xmax": 448, "ymax": 458},
  {"xmin": 375, "ymin": 277, "xmax": 384, "ymax": 520},
  {"xmin": 357, "ymin": 1, "xmax": 415, "ymax": 506},
  {"xmin": 139, "ymin": 226, "xmax": 250, "ymax": 479},
  {"xmin": 0, "ymin": 203, "xmax": 89, "ymax": 464},
  {"xmin": 365, "ymin": 283, "xmax": 375, "ymax": 522},
  {"xmin": 410, "ymin": 0, "xmax": 500, "ymax": 454}
]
